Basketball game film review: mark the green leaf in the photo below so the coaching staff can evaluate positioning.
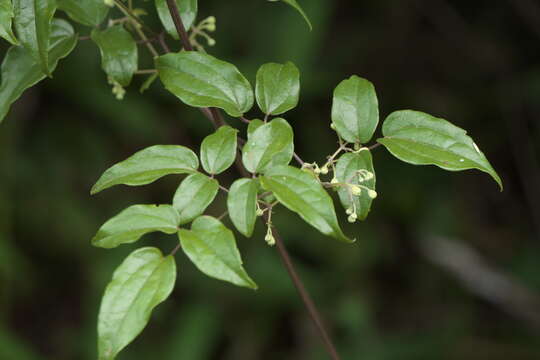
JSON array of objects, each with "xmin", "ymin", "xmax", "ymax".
[
  {"xmin": 255, "ymin": 62, "xmax": 300, "ymax": 115},
  {"xmin": 378, "ymin": 110, "xmax": 503, "ymax": 190},
  {"xmin": 13, "ymin": 0, "xmax": 56, "ymax": 76},
  {"xmin": 178, "ymin": 216, "xmax": 257, "ymax": 289},
  {"xmin": 92, "ymin": 205, "xmax": 180, "ymax": 249},
  {"xmin": 0, "ymin": 18, "xmax": 76, "ymax": 123},
  {"xmin": 58, "ymin": 0, "xmax": 109, "ymax": 27},
  {"xmin": 91, "ymin": 145, "xmax": 199, "ymax": 194},
  {"xmin": 242, "ymin": 118, "xmax": 294, "ymax": 173},
  {"xmin": 331, "ymin": 75, "xmax": 379, "ymax": 144},
  {"xmin": 335, "ymin": 150, "xmax": 376, "ymax": 221},
  {"xmin": 91, "ymin": 24, "xmax": 138, "ymax": 87},
  {"xmin": 227, "ymin": 178, "xmax": 259, "ymax": 237},
  {"xmin": 156, "ymin": 51, "xmax": 254, "ymax": 117},
  {"xmin": 260, "ymin": 166, "xmax": 354, "ymax": 243},
  {"xmin": 200, "ymin": 125, "xmax": 238, "ymax": 175},
  {"xmin": 247, "ymin": 118, "xmax": 264, "ymax": 137},
  {"xmin": 0, "ymin": 0, "xmax": 18, "ymax": 45},
  {"xmin": 172, "ymin": 173, "xmax": 219, "ymax": 225},
  {"xmin": 98, "ymin": 247, "xmax": 176, "ymax": 360},
  {"xmin": 156, "ymin": 0, "xmax": 197, "ymax": 39},
  {"xmin": 269, "ymin": 0, "xmax": 312, "ymax": 31}
]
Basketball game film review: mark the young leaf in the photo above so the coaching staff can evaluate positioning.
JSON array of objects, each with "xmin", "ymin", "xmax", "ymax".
[
  {"xmin": 178, "ymin": 216, "xmax": 257, "ymax": 289},
  {"xmin": 91, "ymin": 145, "xmax": 199, "ymax": 194},
  {"xmin": 335, "ymin": 151, "xmax": 376, "ymax": 221},
  {"xmin": 92, "ymin": 205, "xmax": 180, "ymax": 249},
  {"xmin": 260, "ymin": 166, "xmax": 354, "ymax": 243},
  {"xmin": 200, "ymin": 125, "xmax": 238, "ymax": 175},
  {"xmin": 0, "ymin": 18, "xmax": 76, "ymax": 123},
  {"xmin": 172, "ymin": 173, "xmax": 219, "ymax": 225},
  {"xmin": 13, "ymin": 0, "xmax": 56, "ymax": 76},
  {"xmin": 91, "ymin": 24, "xmax": 138, "ymax": 87},
  {"xmin": 227, "ymin": 178, "xmax": 259, "ymax": 237},
  {"xmin": 155, "ymin": 0, "xmax": 197, "ymax": 39},
  {"xmin": 268, "ymin": 0, "xmax": 312, "ymax": 31},
  {"xmin": 98, "ymin": 247, "xmax": 176, "ymax": 360},
  {"xmin": 0, "ymin": 0, "xmax": 18, "ymax": 45},
  {"xmin": 242, "ymin": 118, "xmax": 294, "ymax": 174},
  {"xmin": 331, "ymin": 75, "xmax": 379, "ymax": 144},
  {"xmin": 58, "ymin": 0, "xmax": 109, "ymax": 27},
  {"xmin": 256, "ymin": 62, "xmax": 300, "ymax": 115},
  {"xmin": 377, "ymin": 110, "xmax": 503, "ymax": 190},
  {"xmin": 156, "ymin": 51, "xmax": 254, "ymax": 117}
]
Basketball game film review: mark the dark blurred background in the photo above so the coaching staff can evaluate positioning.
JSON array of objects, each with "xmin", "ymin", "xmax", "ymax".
[{"xmin": 1, "ymin": 0, "xmax": 540, "ymax": 359}]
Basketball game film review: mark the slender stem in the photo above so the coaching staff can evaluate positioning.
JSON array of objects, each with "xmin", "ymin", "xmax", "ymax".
[
  {"xmin": 293, "ymin": 152, "xmax": 305, "ymax": 166},
  {"xmin": 113, "ymin": 0, "xmax": 156, "ymax": 36},
  {"xmin": 165, "ymin": 0, "xmax": 194, "ymax": 51},
  {"xmin": 158, "ymin": 32, "xmax": 171, "ymax": 53},
  {"xmin": 134, "ymin": 25, "xmax": 159, "ymax": 58},
  {"xmin": 164, "ymin": 3, "xmax": 341, "ymax": 358},
  {"xmin": 261, "ymin": 213, "xmax": 340, "ymax": 360},
  {"xmin": 170, "ymin": 242, "xmax": 181, "ymax": 256},
  {"xmin": 368, "ymin": 142, "xmax": 381, "ymax": 151},
  {"xmin": 219, "ymin": 185, "xmax": 229, "ymax": 193}
]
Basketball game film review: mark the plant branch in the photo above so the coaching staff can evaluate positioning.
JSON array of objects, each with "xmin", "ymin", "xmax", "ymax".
[
  {"xmin": 165, "ymin": 0, "xmax": 194, "ymax": 51},
  {"xmin": 261, "ymin": 212, "xmax": 340, "ymax": 360},
  {"xmin": 164, "ymin": 2, "xmax": 341, "ymax": 358}
]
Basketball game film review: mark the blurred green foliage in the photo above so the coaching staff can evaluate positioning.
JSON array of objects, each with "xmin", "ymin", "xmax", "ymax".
[{"xmin": 1, "ymin": 0, "xmax": 540, "ymax": 359}]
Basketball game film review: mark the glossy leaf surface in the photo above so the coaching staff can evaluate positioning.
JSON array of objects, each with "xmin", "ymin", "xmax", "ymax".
[
  {"xmin": 172, "ymin": 173, "xmax": 219, "ymax": 225},
  {"xmin": 0, "ymin": 0, "xmax": 18, "ymax": 44},
  {"xmin": 58, "ymin": 0, "xmax": 109, "ymax": 26},
  {"xmin": 13, "ymin": 0, "xmax": 56, "ymax": 75},
  {"xmin": 156, "ymin": 0, "xmax": 197, "ymax": 39},
  {"xmin": 98, "ymin": 247, "xmax": 176, "ymax": 360},
  {"xmin": 0, "ymin": 18, "xmax": 76, "ymax": 123},
  {"xmin": 242, "ymin": 118, "xmax": 294, "ymax": 173},
  {"xmin": 227, "ymin": 178, "xmax": 258, "ymax": 237},
  {"xmin": 156, "ymin": 51, "xmax": 253, "ymax": 117},
  {"xmin": 378, "ymin": 110, "xmax": 503, "ymax": 189},
  {"xmin": 92, "ymin": 205, "xmax": 180, "ymax": 249},
  {"xmin": 331, "ymin": 75, "xmax": 379, "ymax": 144},
  {"xmin": 260, "ymin": 166, "xmax": 354, "ymax": 243},
  {"xmin": 91, "ymin": 24, "xmax": 138, "ymax": 87},
  {"xmin": 200, "ymin": 125, "xmax": 238, "ymax": 175},
  {"xmin": 91, "ymin": 145, "xmax": 199, "ymax": 194},
  {"xmin": 255, "ymin": 62, "xmax": 300, "ymax": 115},
  {"xmin": 178, "ymin": 216, "xmax": 257, "ymax": 289}
]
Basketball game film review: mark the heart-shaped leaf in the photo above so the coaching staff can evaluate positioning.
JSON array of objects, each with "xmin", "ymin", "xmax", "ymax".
[
  {"xmin": 98, "ymin": 247, "xmax": 176, "ymax": 360},
  {"xmin": 377, "ymin": 110, "xmax": 503, "ymax": 190},
  {"xmin": 256, "ymin": 61, "xmax": 300, "ymax": 115},
  {"xmin": 156, "ymin": 51, "xmax": 253, "ymax": 117},
  {"xmin": 92, "ymin": 204, "xmax": 180, "ymax": 249},
  {"xmin": 178, "ymin": 216, "xmax": 257, "ymax": 289},
  {"xmin": 260, "ymin": 165, "xmax": 354, "ymax": 243},
  {"xmin": 91, "ymin": 145, "xmax": 199, "ymax": 194},
  {"xmin": 200, "ymin": 125, "xmax": 238, "ymax": 175}
]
